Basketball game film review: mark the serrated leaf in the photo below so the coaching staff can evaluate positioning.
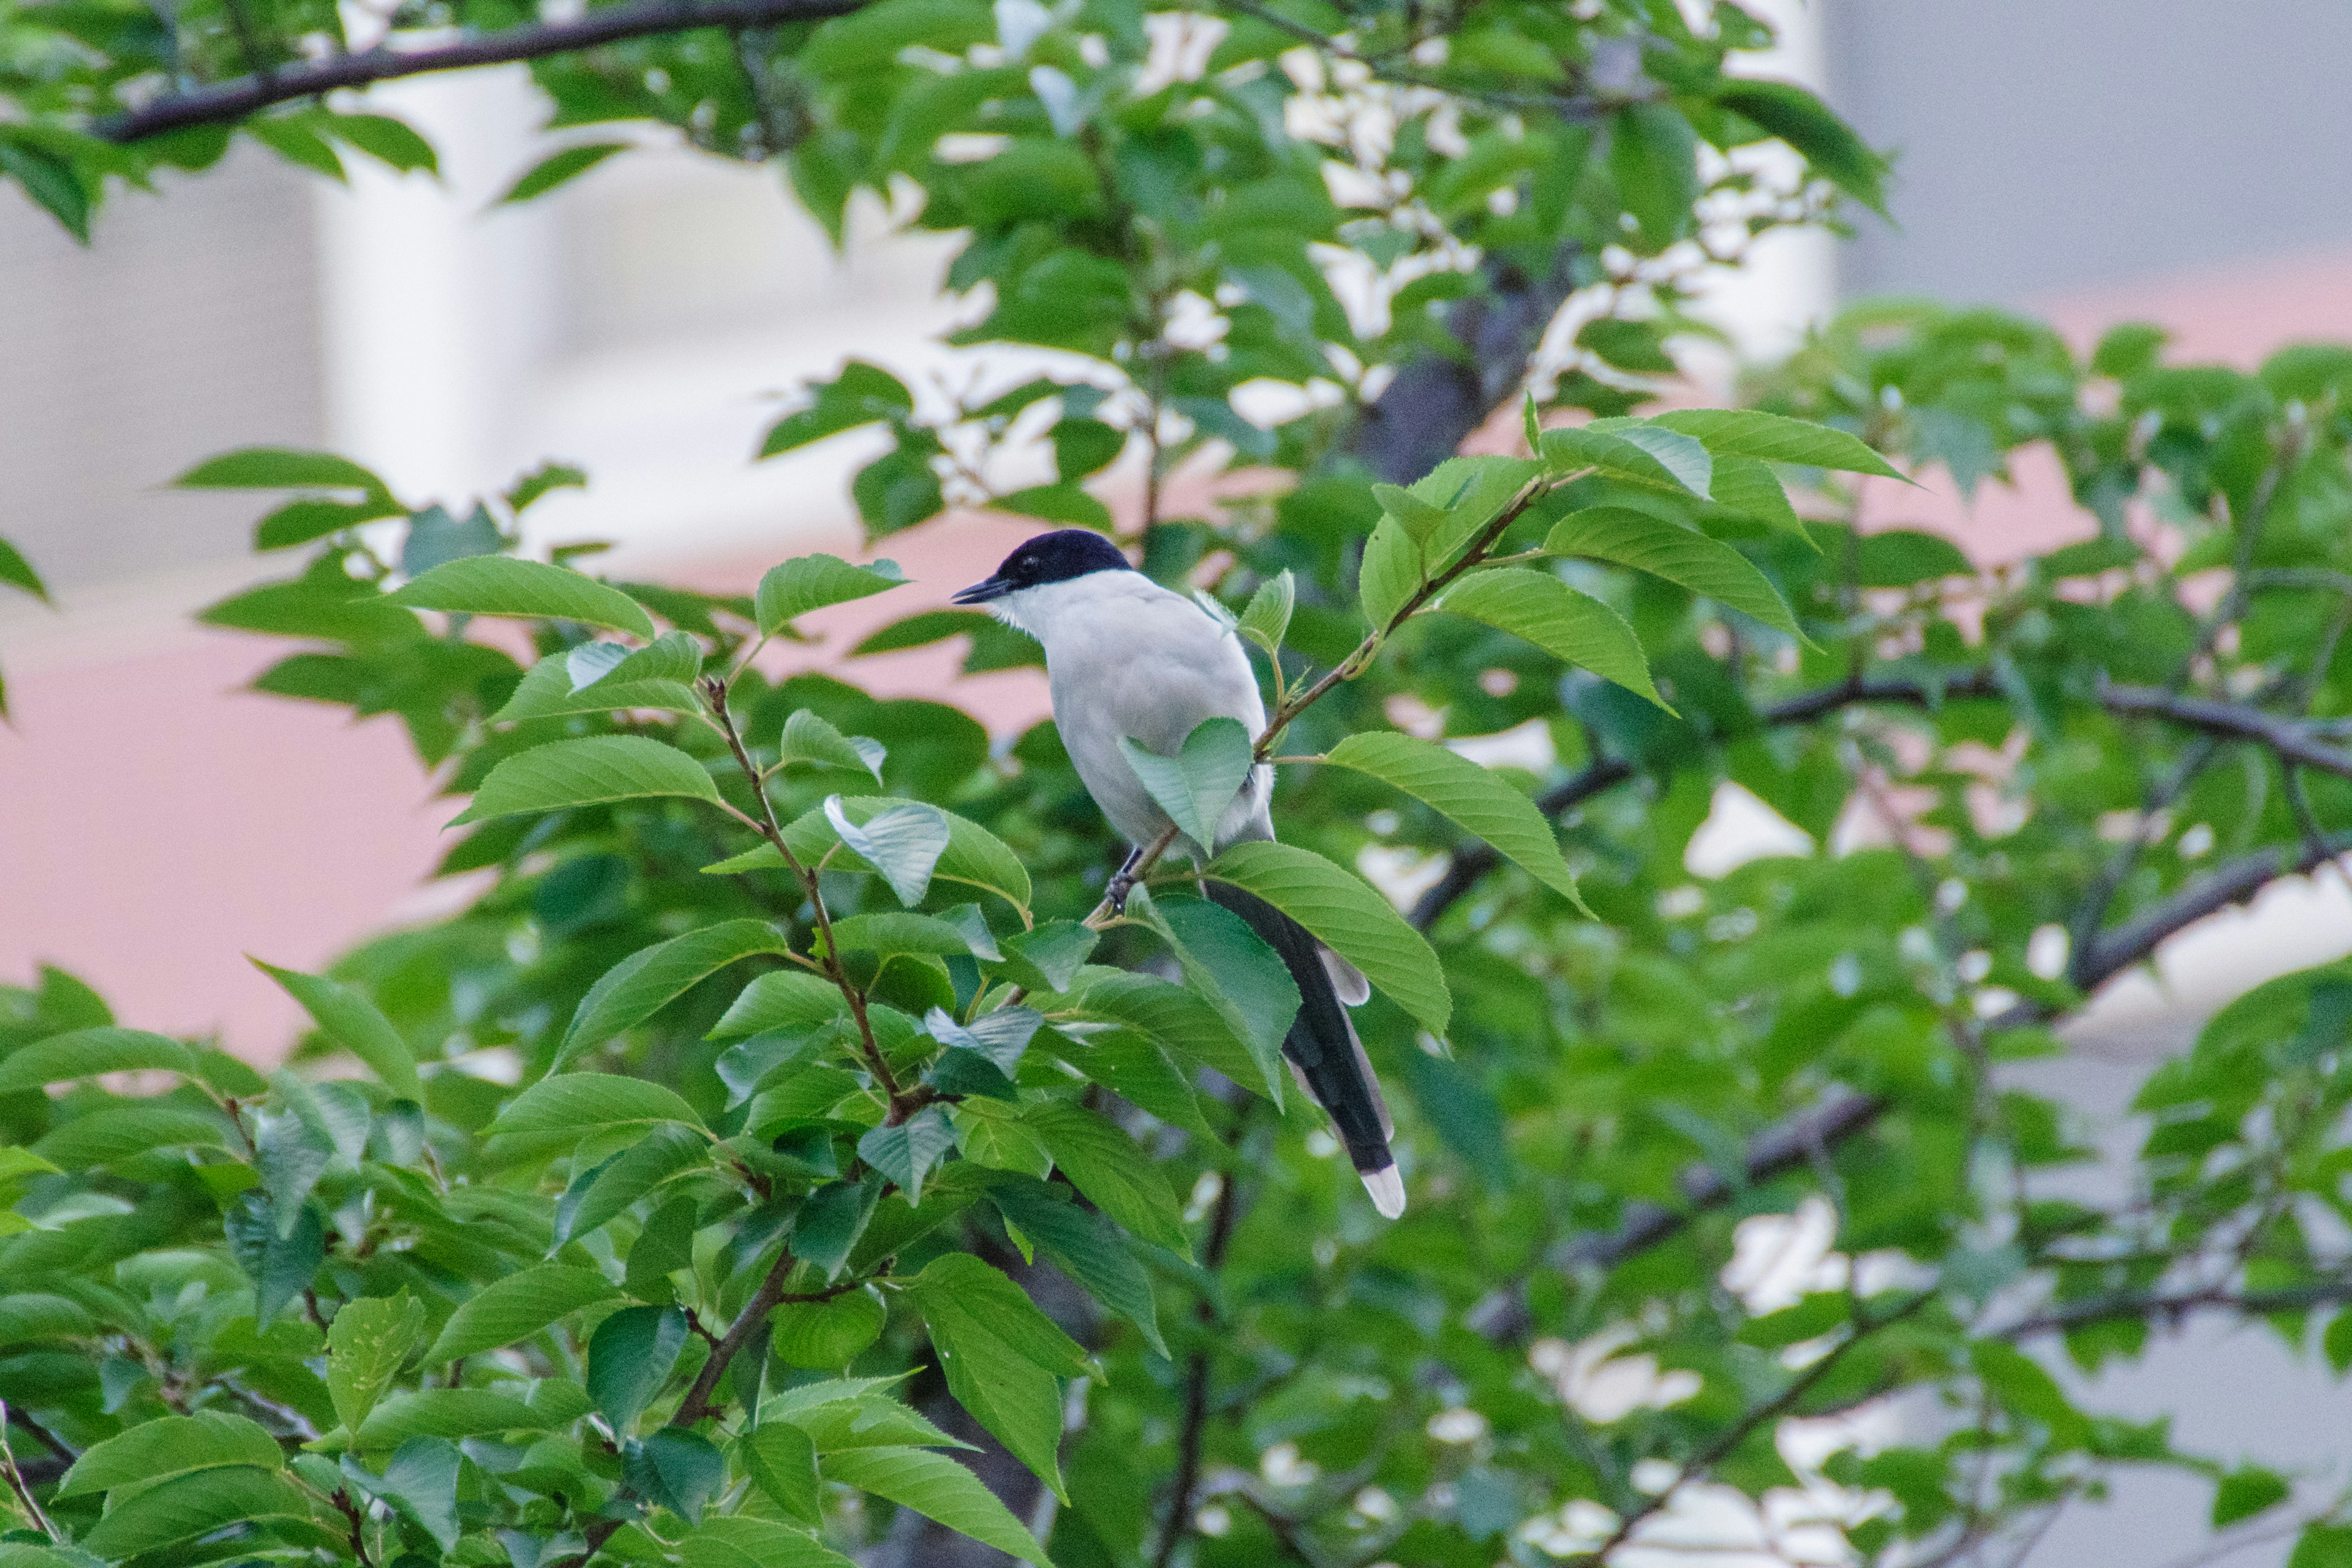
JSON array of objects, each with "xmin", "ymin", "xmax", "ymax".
[
  {"xmin": 1202, "ymin": 840, "xmax": 1451, "ymax": 1038},
  {"xmin": 1540, "ymin": 424, "xmax": 1708, "ymax": 496},
  {"xmin": 827, "ymin": 908, "xmax": 1000, "ymax": 962},
  {"xmin": 490, "ymin": 1073, "xmax": 707, "ymax": 1142},
  {"xmin": 328, "ymin": 1292, "xmax": 427, "ymax": 1433},
  {"xmin": 390, "ymin": 554, "xmax": 657, "ymax": 638},
  {"xmin": 782, "ymin": 710, "xmax": 886, "ymax": 781},
  {"xmin": 1237, "ymin": 569, "xmax": 1294, "ymax": 656},
  {"xmin": 709, "ymin": 971, "xmax": 848, "ymax": 1041},
  {"xmin": 1023, "ymin": 1101, "xmax": 1189, "ymax": 1256},
  {"xmin": 34, "ymin": 1104, "xmax": 227, "ymax": 1167},
  {"xmin": 454, "ymin": 735, "xmax": 720, "ymax": 823},
  {"xmin": 426, "ymin": 1265, "xmax": 619, "ymax": 1364},
  {"xmin": 343, "ymin": 1437, "xmax": 461, "ymax": 1548},
  {"xmin": 1585, "ymin": 419, "xmax": 1714, "ymax": 497},
  {"xmin": 1546, "ymin": 506, "xmax": 1801, "ymax": 638},
  {"xmin": 1117, "ymin": 715, "xmax": 1254, "ymax": 853},
  {"xmin": 1357, "ymin": 515, "xmax": 1424, "ymax": 630},
  {"xmin": 1322, "ymin": 731, "xmax": 1585, "ymax": 910},
  {"xmin": 557, "ymin": 920, "xmax": 794, "ymax": 1068},
  {"xmin": 1131, "ymin": 891, "xmax": 1294, "ymax": 1098},
  {"xmin": 1714, "ymin": 80, "xmax": 1889, "ymax": 217},
  {"xmin": 79, "ymin": 1466, "xmax": 317, "ymax": 1558},
  {"xmin": 589, "ymin": 1305, "xmax": 688, "ymax": 1433},
  {"xmin": 987, "ymin": 1177, "xmax": 1164, "ymax": 1354},
  {"xmin": 717, "ymin": 797, "xmax": 1031, "ymax": 914},
  {"xmin": 60, "ymin": 1411, "xmax": 285, "ymax": 1496},
  {"xmin": 494, "ymin": 653, "xmax": 704, "ymax": 723},
  {"xmin": 631, "ymin": 1427, "xmax": 725, "ymax": 1524},
  {"xmin": 499, "ymin": 141, "xmax": 627, "ymax": 204},
  {"xmin": 769, "ymin": 1289, "xmax": 886, "ymax": 1370},
  {"xmin": 793, "ymin": 1179, "xmax": 882, "ymax": 1281},
  {"xmin": 994, "ymin": 922, "xmax": 1098, "ymax": 992},
  {"xmin": 557, "ymin": 1123, "xmax": 715, "ymax": 1242},
  {"xmin": 755, "ymin": 554, "xmax": 907, "ymax": 635},
  {"xmin": 682, "ymin": 1516, "xmax": 856, "ymax": 1568},
  {"xmin": 0, "ymin": 1027, "xmax": 194, "ymax": 1093},
  {"xmin": 224, "ymin": 1191, "xmax": 323, "ymax": 1324},
  {"xmin": 175, "ymin": 446, "xmax": 394, "ymax": 500},
  {"xmin": 1653, "ymin": 407, "xmax": 1903, "ymax": 478},
  {"xmin": 1708, "ymin": 453, "xmax": 1812, "ymax": 542},
  {"xmin": 356, "ymin": 1389, "xmax": 547, "ymax": 1448},
  {"xmin": 905, "ymin": 1253, "xmax": 1087, "ymax": 1498},
  {"xmin": 253, "ymin": 962, "xmax": 424, "ymax": 1100},
  {"xmin": 823, "ymin": 795, "xmax": 949, "ymax": 907},
  {"xmin": 821, "ymin": 1447, "xmax": 1050, "ymax": 1565},
  {"xmin": 1057, "ymin": 970, "xmax": 1280, "ymax": 1105},
  {"xmin": 1371, "ymin": 481, "xmax": 1450, "ymax": 540},
  {"xmin": 741, "ymin": 1425, "xmax": 823, "ymax": 1523},
  {"xmin": 1437, "ymin": 566, "xmax": 1666, "ymax": 708},
  {"xmin": 858, "ymin": 1107, "xmax": 956, "ymax": 1205}
]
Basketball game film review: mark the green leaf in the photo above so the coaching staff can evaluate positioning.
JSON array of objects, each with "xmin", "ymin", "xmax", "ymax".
[
  {"xmin": 255, "ymin": 1099, "xmax": 333, "ymax": 1235},
  {"xmin": 739, "ymin": 797, "xmax": 1031, "ymax": 913},
  {"xmin": 454, "ymin": 734, "xmax": 721, "ymax": 823},
  {"xmin": 1544, "ymin": 507, "xmax": 1802, "ymax": 638},
  {"xmin": 0, "ymin": 537, "xmax": 52, "ymax": 604},
  {"xmin": 1370, "ymin": 481, "xmax": 1450, "ymax": 540},
  {"xmin": 390, "ymin": 555, "xmax": 657, "ymax": 639},
  {"xmin": 559, "ymin": 1123, "xmax": 714, "ymax": 1241},
  {"xmin": 1437, "ymin": 567, "xmax": 1666, "ymax": 708},
  {"xmin": 769, "ymin": 1289, "xmax": 886, "ymax": 1370},
  {"xmin": 989, "ymin": 484, "xmax": 1114, "ymax": 530},
  {"xmin": 1357, "ymin": 516, "xmax": 1424, "ymax": 630},
  {"xmin": 988, "ymin": 1177, "xmax": 1164, "ymax": 1354},
  {"xmin": 426, "ymin": 1264, "xmax": 619, "ymax": 1363},
  {"xmin": 490, "ymin": 1073, "xmax": 707, "ymax": 1143},
  {"xmin": 328, "ymin": 113, "xmax": 439, "ymax": 175},
  {"xmin": 858, "ymin": 1107, "xmax": 956, "ymax": 1205},
  {"xmin": 741, "ymin": 1425, "xmax": 823, "ymax": 1523},
  {"xmin": 34, "ymin": 1104, "xmax": 227, "ymax": 1167},
  {"xmin": 224, "ymin": 1191, "xmax": 324, "ymax": 1324},
  {"xmin": 1130, "ymin": 891, "xmax": 1294, "ymax": 1099},
  {"xmin": 1652, "ymin": 408, "xmax": 1903, "ymax": 478},
  {"xmin": 0, "ymin": 134, "xmax": 90, "ymax": 243},
  {"xmin": 633, "ymin": 1427, "xmax": 725, "ymax": 1524},
  {"xmin": 827, "ymin": 908, "xmax": 1000, "ymax": 962},
  {"xmin": 782, "ymin": 710, "xmax": 886, "ymax": 781},
  {"xmin": 1610, "ymin": 102, "xmax": 1698, "ymax": 246},
  {"xmin": 495, "ymin": 654, "xmax": 704, "ymax": 723},
  {"xmin": 755, "ymin": 554, "xmax": 908, "ymax": 636},
  {"xmin": 328, "ymin": 1291, "xmax": 428, "ymax": 1433},
  {"xmin": 682, "ymin": 1516, "xmax": 856, "ymax": 1568},
  {"xmin": 0, "ymin": 1026, "xmax": 194, "ymax": 1093},
  {"xmin": 558, "ymin": 920, "xmax": 794, "ymax": 1068},
  {"xmin": 905, "ymin": 1253, "xmax": 1088, "ymax": 1498},
  {"xmin": 253, "ymin": 962, "xmax": 424, "ymax": 1100},
  {"xmin": 759, "ymin": 363, "xmax": 915, "ymax": 458},
  {"xmin": 254, "ymin": 496, "xmax": 405, "ymax": 550},
  {"xmin": 589, "ymin": 1305, "xmax": 689, "ymax": 1433},
  {"xmin": 80, "ymin": 1466, "xmax": 318, "ymax": 1558},
  {"xmin": 2214, "ymin": 1466, "xmax": 2293, "ymax": 1528},
  {"xmin": 1585, "ymin": 420, "xmax": 1714, "ymax": 498},
  {"xmin": 1539, "ymin": 425, "xmax": 1709, "ymax": 497},
  {"xmin": 1057, "ymin": 970, "xmax": 1277, "ymax": 1106},
  {"xmin": 356, "ymin": 1389, "xmax": 546, "ymax": 1448},
  {"xmin": 175, "ymin": 446, "xmax": 394, "ymax": 502},
  {"xmin": 1708, "ymin": 453, "xmax": 1811, "ymax": 541},
  {"xmin": 2291, "ymin": 1525, "xmax": 2352, "ymax": 1568},
  {"xmin": 793, "ymin": 1179, "xmax": 883, "ymax": 1281},
  {"xmin": 1715, "ymin": 80, "xmax": 1889, "ymax": 216},
  {"xmin": 359, "ymin": 1436, "xmax": 462, "ymax": 1549},
  {"xmin": 1023, "ymin": 1101, "xmax": 1189, "ymax": 1255},
  {"xmin": 59, "ymin": 1411, "xmax": 285, "ymax": 1495},
  {"xmin": 820, "ymin": 1447, "xmax": 1050, "ymax": 1566},
  {"xmin": 499, "ymin": 141, "xmax": 627, "ymax": 204},
  {"xmin": 994, "ymin": 922, "xmax": 1098, "ymax": 993},
  {"xmin": 1117, "ymin": 717, "xmax": 1254, "ymax": 853},
  {"xmin": 1237, "ymin": 569, "xmax": 1295, "ymax": 657},
  {"xmin": 709, "ymin": 971, "xmax": 848, "ymax": 1041},
  {"xmin": 1321, "ymin": 731, "xmax": 1584, "ymax": 909},
  {"xmin": 1202, "ymin": 840, "xmax": 1452, "ymax": 1038},
  {"xmin": 824, "ymin": 796, "xmax": 949, "ymax": 907}
]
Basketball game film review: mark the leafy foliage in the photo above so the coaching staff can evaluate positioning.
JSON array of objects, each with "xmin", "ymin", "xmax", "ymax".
[{"xmin": 8, "ymin": 2, "xmax": 2352, "ymax": 1566}]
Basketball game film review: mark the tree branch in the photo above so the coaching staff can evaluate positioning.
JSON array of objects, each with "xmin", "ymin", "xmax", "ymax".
[
  {"xmin": 671, "ymin": 1242, "xmax": 801, "ymax": 1427},
  {"xmin": 1997, "ymin": 1276, "xmax": 2352, "ymax": 1342},
  {"xmin": 95, "ymin": 0, "xmax": 864, "ymax": 143},
  {"xmin": 2071, "ymin": 832, "xmax": 2352, "ymax": 997},
  {"xmin": 2101, "ymin": 682, "xmax": 2352, "ymax": 782}
]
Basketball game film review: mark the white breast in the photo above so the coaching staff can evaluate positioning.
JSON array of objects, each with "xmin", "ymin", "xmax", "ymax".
[{"xmin": 998, "ymin": 571, "xmax": 1272, "ymax": 855}]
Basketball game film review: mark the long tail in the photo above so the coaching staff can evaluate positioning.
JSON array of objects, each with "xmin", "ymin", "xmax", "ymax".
[{"xmin": 1204, "ymin": 881, "xmax": 1405, "ymax": 1218}]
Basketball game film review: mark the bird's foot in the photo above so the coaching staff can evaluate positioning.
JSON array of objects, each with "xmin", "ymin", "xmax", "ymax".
[{"xmin": 1106, "ymin": 870, "xmax": 1137, "ymax": 916}]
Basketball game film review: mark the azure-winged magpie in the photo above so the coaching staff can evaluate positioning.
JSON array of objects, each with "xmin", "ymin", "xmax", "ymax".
[{"xmin": 955, "ymin": 529, "xmax": 1406, "ymax": 1218}]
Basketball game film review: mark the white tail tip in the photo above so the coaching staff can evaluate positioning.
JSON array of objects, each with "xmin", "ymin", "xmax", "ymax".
[{"xmin": 1360, "ymin": 1163, "xmax": 1406, "ymax": 1219}]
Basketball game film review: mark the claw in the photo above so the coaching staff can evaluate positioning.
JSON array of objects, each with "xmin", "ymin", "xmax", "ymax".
[{"xmin": 1106, "ymin": 846, "xmax": 1146, "ymax": 916}]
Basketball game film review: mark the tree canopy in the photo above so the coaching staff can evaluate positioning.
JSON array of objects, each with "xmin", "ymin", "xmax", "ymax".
[{"xmin": 7, "ymin": 4, "xmax": 2352, "ymax": 1567}]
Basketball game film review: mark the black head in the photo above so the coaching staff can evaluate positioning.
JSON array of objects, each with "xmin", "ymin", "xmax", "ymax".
[{"xmin": 951, "ymin": 529, "xmax": 1131, "ymax": 605}]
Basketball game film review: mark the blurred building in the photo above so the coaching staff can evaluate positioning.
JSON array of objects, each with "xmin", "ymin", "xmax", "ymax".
[{"xmin": 2, "ymin": 6, "xmax": 2351, "ymax": 1561}]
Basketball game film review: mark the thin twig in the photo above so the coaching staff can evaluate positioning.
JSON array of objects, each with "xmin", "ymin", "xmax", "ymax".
[
  {"xmin": 0, "ymin": 1401, "xmax": 64, "ymax": 1543},
  {"xmin": 96, "ymin": 0, "xmax": 864, "ymax": 141},
  {"xmin": 2101, "ymin": 683, "xmax": 2352, "ymax": 782},
  {"xmin": 672, "ymin": 1242, "xmax": 800, "ymax": 1427}
]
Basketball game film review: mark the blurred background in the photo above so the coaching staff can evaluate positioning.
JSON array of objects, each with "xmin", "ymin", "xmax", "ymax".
[{"xmin": 6, "ymin": 2, "xmax": 2352, "ymax": 1561}]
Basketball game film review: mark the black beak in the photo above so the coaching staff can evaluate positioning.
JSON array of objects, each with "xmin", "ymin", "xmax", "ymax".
[{"xmin": 951, "ymin": 576, "xmax": 1013, "ymax": 605}]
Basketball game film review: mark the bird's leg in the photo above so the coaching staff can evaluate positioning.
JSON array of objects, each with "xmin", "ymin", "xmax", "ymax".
[{"xmin": 1106, "ymin": 845, "xmax": 1146, "ymax": 914}]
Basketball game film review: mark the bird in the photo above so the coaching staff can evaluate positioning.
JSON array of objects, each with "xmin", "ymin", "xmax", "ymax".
[{"xmin": 953, "ymin": 528, "xmax": 1406, "ymax": 1218}]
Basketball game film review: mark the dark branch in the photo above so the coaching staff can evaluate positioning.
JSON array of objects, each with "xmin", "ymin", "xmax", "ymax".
[
  {"xmin": 1998, "ymin": 1276, "xmax": 2352, "ymax": 1341},
  {"xmin": 2072, "ymin": 832, "xmax": 2352, "ymax": 997},
  {"xmin": 95, "ymin": 0, "xmax": 864, "ymax": 142},
  {"xmin": 671, "ymin": 1243, "xmax": 800, "ymax": 1427},
  {"xmin": 2101, "ymin": 682, "xmax": 2352, "ymax": 782}
]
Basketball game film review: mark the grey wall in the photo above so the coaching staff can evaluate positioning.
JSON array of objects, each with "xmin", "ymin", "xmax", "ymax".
[
  {"xmin": 1826, "ymin": 0, "xmax": 2352, "ymax": 302},
  {"xmin": 0, "ymin": 148, "xmax": 323, "ymax": 593}
]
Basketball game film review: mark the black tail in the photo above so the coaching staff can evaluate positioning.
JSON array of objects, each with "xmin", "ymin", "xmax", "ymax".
[{"xmin": 1204, "ymin": 881, "xmax": 1405, "ymax": 1217}]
